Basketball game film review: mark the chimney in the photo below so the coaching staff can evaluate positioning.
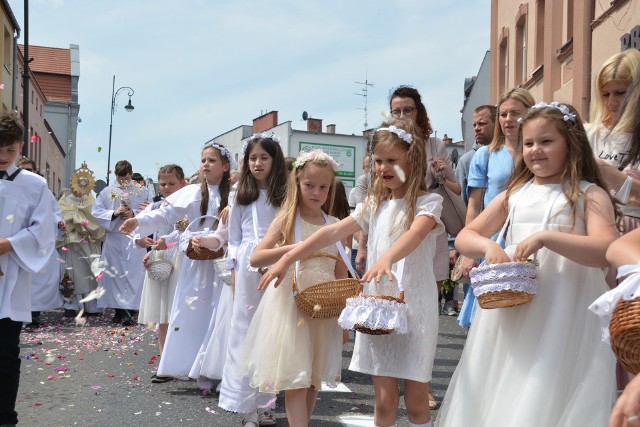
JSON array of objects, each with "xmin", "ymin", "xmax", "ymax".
[
  {"xmin": 252, "ymin": 111, "xmax": 278, "ymax": 133},
  {"xmin": 326, "ymin": 124, "xmax": 336, "ymax": 134},
  {"xmin": 443, "ymin": 133, "xmax": 453, "ymax": 145},
  {"xmin": 307, "ymin": 118, "xmax": 322, "ymax": 133}
]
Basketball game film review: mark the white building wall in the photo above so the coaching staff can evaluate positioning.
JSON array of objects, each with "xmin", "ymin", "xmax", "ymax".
[{"xmin": 461, "ymin": 50, "xmax": 491, "ymax": 152}]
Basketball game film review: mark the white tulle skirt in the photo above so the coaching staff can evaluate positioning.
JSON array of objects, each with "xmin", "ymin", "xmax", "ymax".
[{"xmin": 240, "ymin": 268, "xmax": 343, "ymax": 392}]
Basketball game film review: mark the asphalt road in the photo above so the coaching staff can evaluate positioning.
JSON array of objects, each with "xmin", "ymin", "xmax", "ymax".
[{"xmin": 16, "ymin": 308, "xmax": 467, "ymax": 427}]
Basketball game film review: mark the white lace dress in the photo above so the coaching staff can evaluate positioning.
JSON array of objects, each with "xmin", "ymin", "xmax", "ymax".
[
  {"xmin": 436, "ymin": 182, "xmax": 616, "ymax": 426},
  {"xmin": 242, "ymin": 218, "xmax": 344, "ymax": 392},
  {"xmin": 350, "ymin": 194, "xmax": 444, "ymax": 382}
]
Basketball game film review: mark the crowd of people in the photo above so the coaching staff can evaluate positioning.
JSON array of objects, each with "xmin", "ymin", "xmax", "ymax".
[{"xmin": 2, "ymin": 48, "xmax": 640, "ymax": 427}]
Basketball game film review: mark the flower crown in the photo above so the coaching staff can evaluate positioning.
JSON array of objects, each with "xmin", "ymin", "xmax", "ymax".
[
  {"xmin": 376, "ymin": 125, "xmax": 413, "ymax": 144},
  {"xmin": 203, "ymin": 141, "xmax": 238, "ymax": 170},
  {"xmin": 293, "ymin": 149, "xmax": 339, "ymax": 172},
  {"xmin": 527, "ymin": 101, "xmax": 577, "ymax": 125},
  {"xmin": 240, "ymin": 132, "xmax": 283, "ymax": 159}
]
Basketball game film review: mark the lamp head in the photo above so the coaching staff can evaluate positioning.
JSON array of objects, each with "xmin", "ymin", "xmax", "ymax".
[{"xmin": 124, "ymin": 96, "xmax": 134, "ymax": 112}]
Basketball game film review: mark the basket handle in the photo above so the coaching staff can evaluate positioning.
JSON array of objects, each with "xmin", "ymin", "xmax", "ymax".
[
  {"xmin": 185, "ymin": 214, "xmax": 219, "ymax": 232},
  {"xmin": 291, "ymin": 252, "xmax": 354, "ymax": 292},
  {"xmin": 352, "ymin": 268, "xmax": 405, "ymax": 302}
]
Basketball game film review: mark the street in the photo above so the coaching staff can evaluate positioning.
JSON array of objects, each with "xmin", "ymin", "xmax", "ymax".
[{"xmin": 17, "ymin": 309, "xmax": 467, "ymax": 427}]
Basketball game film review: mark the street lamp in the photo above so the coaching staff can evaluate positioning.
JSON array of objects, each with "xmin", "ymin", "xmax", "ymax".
[{"xmin": 106, "ymin": 74, "xmax": 135, "ymax": 185}]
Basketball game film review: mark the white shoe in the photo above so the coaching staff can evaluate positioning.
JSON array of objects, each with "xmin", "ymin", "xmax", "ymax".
[{"xmin": 215, "ymin": 382, "xmax": 221, "ymax": 393}]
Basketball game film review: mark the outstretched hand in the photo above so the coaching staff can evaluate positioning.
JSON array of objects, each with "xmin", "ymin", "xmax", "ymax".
[
  {"xmin": 257, "ymin": 257, "xmax": 291, "ymax": 290},
  {"xmin": 119, "ymin": 218, "xmax": 138, "ymax": 235},
  {"xmin": 360, "ymin": 255, "xmax": 393, "ymax": 285}
]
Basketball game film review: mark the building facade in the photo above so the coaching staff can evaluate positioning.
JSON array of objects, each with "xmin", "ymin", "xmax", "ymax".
[
  {"xmin": 460, "ymin": 50, "xmax": 491, "ymax": 151},
  {"xmin": 19, "ymin": 43, "xmax": 80, "ymax": 187},
  {"xmin": 490, "ymin": 0, "xmax": 640, "ymax": 120},
  {"xmin": 208, "ymin": 110, "xmax": 368, "ymax": 194},
  {"xmin": 16, "ymin": 49, "xmax": 65, "ymax": 196}
]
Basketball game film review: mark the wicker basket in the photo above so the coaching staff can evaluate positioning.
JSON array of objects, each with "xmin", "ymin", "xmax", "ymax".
[
  {"xmin": 470, "ymin": 261, "xmax": 538, "ymax": 309},
  {"xmin": 147, "ymin": 259, "xmax": 174, "ymax": 281},
  {"xmin": 353, "ymin": 283, "xmax": 406, "ymax": 335},
  {"xmin": 292, "ymin": 253, "xmax": 359, "ymax": 319},
  {"xmin": 339, "ymin": 270, "xmax": 408, "ymax": 335},
  {"xmin": 609, "ymin": 297, "xmax": 640, "ymax": 374},
  {"xmin": 181, "ymin": 215, "xmax": 225, "ymax": 261},
  {"xmin": 186, "ymin": 242, "xmax": 224, "ymax": 261}
]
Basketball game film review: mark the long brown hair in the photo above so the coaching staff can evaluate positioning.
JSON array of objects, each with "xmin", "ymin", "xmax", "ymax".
[
  {"xmin": 199, "ymin": 144, "xmax": 231, "ymax": 222},
  {"xmin": 389, "ymin": 85, "xmax": 432, "ymax": 138},
  {"xmin": 370, "ymin": 118, "xmax": 428, "ymax": 231},
  {"xmin": 235, "ymin": 136, "xmax": 287, "ymax": 207},
  {"xmin": 505, "ymin": 103, "xmax": 620, "ymax": 227}
]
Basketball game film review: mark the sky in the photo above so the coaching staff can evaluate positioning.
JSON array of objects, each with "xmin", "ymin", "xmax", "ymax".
[{"xmin": 8, "ymin": 0, "xmax": 491, "ymax": 182}]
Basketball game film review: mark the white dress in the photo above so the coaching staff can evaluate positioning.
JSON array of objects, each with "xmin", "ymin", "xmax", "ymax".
[
  {"xmin": 138, "ymin": 209, "xmax": 183, "ymax": 325},
  {"xmin": 350, "ymin": 193, "xmax": 444, "ymax": 382},
  {"xmin": 135, "ymin": 184, "xmax": 228, "ymax": 379},
  {"xmin": 30, "ymin": 192, "xmax": 63, "ymax": 311},
  {"xmin": 0, "ymin": 167, "xmax": 54, "ymax": 322},
  {"xmin": 91, "ymin": 181, "xmax": 151, "ymax": 310},
  {"xmin": 242, "ymin": 217, "xmax": 344, "ymax": 393},
  {"xmin": 436, "ymin": 182, "xmax": 616, "ymax": 427},
  {"xmin": 217, "ymin": 190, "xmax": 278, "ymax": 413}
]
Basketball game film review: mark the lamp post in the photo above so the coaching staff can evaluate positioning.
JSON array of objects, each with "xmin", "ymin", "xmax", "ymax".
[{"xmin": 106, "ymin": 75, "xmax": 135, "ymax": 185}]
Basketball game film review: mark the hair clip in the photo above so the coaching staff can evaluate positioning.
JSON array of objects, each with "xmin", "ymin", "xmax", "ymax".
[
  {"xmin": 376, "ymin": 125, "xmax": 413, "ymax": 144},
  {"xmin": 529, "ymin": 102, "xmax": 577, "ymax": 125},
  {"xmin": 241, "ymin": 132, "xmax": 283, "ymax": 158},
  {"xmin": 202, "ymin": 141, "xmax": 238, "ymax": 171},
  {"xmin": 293, "ymin": 149, "xmax": 339, "ymax": 172}
]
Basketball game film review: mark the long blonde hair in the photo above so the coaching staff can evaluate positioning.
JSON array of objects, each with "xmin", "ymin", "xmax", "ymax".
[
  {"xmin": 489, "ymin": 88, "xmax": 535, "ymax": 153},
  {"xmin": 369, "ymin": 118, "xmax": 428, "ymax": 231},
  {"xmin": 276, "ymin": 153, "xmax": 337, "ymax": 245},
  {"xmin": 591, "ymin": 49, "xmax": 640, "ymax": 133}
]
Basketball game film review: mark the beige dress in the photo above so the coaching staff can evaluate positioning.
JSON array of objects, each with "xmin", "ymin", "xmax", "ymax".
[{"xmin": 242, "ymin": 218, "xmax": 343, "ymax": 392}]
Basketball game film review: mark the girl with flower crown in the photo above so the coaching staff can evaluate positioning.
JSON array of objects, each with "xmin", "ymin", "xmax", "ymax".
[
  {"xmin": 256, "ymin": 119, "xmax": 445, "ymax": 427},
  {"xmin": 437, "ymin": 103, "xmax": 618, "ymax": 426},
  {"xmin": 187, "ymin": 133, "xmax": 287, "ymax": 426},
  {"xmin": 119, "ymin": 142, "xmax": 232, "ymax": 385},
  {"xmin": 245, "ymin": 148, "xmax": 351, "ymax": 427}
]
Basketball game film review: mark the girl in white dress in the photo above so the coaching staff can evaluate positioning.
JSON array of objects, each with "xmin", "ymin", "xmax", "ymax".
[
  {"xmin": 437, "ymin": 103, "xmax": 619, "ymax": 426},
  {"xmin": 259, "ymin": 119, "xmax": 444, "ymax": 427},
  {"xmin": 247, "ymin": 149, "xmax": 348, "ymax": 427},
  {"xmin": 119, "ymin": 142, "xmax": 233, "ymax": 382},
  {"xmin": 136, "ymin": 164, "xmax": 187, "ymax": 383},
  {"xmin": 193, "ymin": 133, "xmax": 287, "ymax": 426}
]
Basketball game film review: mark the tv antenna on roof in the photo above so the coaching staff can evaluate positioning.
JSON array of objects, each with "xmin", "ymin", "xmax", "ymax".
[{"xmin": 355, "ymin": 77, "xmax": 374, "ymax": 130}]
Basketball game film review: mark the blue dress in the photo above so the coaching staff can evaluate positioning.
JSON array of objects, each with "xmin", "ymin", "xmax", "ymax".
[{"xmin": 458, "ymin": 145, "xmax": 514, "ymax": 328}]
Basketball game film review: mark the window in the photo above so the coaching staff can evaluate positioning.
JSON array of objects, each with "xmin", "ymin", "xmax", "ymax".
[
  {"xmin": 565, "ymin": 0, "xmax": 573, "ymax": 43},
  {"xmin": 3, "ymin": 27, "xmax": 11, "ymax": 72},
  {"xmin": 499, "ymin": 36, "xmax": 509, "ymax": 93},
  {"xmin": 515, "ymin": 14, "xmax": 527, "ymax": 85},
  {"xmin": 45, "ymin": 162, "xmax": 50, "ymax": 185},
  {"xmin": 535, "ymin": 0, "xmax": 545, "ymax": 67}
]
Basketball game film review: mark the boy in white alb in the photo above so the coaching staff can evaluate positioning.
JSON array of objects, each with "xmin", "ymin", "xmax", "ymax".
[{"xmin": 0, "ymin": 112, "xmax": 54, "ymax": 426}]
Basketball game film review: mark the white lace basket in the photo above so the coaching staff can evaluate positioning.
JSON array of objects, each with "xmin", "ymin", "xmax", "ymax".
[
  {"xmin": 338, "ymin": 271, "xmax": 408, "ymax": 335},
  {"xmin": 147, "ymin": 259, "xmax": 174, "ymax": 281},
  {"xmin": 470, "ymin": 261, "xmax": 538, "ymax": 309}
]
